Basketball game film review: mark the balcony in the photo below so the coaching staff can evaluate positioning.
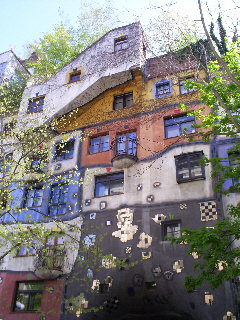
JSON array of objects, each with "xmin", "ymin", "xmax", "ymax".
[
  {"xmin": 34, "ymin": 246, "xmax": 66, "ymax": 280},
  {"xmin": 111, "ymin": 133, "xmax": 137, "ymax": 169}
]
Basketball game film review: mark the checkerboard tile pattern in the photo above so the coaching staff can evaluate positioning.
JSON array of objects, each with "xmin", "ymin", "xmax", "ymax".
[{"xmin": 199, "ymin": 201, "xmax": 218, "ymax": 221}]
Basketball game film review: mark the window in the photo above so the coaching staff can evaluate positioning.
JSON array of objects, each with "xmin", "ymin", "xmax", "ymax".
[
  {"xmin": 28, "ymin": 96, "xmax": 45, "ymax": 114},
  {"xmin": 113, "ymin": 92, "xmax": 133, "ymax": 110},
  {"xmin": 154, "ymin": 80, "xmax": 172, "ymax": 98},
  {"xmin": 90, "ymin": 134, "xmax": 109, "ymax": 154},
  {"xmin": 44, "ymin": 235, "xmax": 65, "ymax": 269},
  {"xmin": 95, "ymin": 172, "xmax": 124, "ymax": 197},
  {"xmin": 70, "ymin": 71, "xmax": 81, "ymax": 83},
  {"xmin": 114, "ymin": 36, "xmax": 128, "ymax": 51},
  {"xmin": 229, "ymin": 152, "xmax": 240, "ymax": 185},
  {"xmin": 3, "ymin": 122, "xmax": 14, "ymax": 136},
  {"xmin": 165, "ymin": 114, "xmax": 195, "ymax": 138},
  {"xmin": 162, "ymin": 221, "xmax": 181, "ymax": 240},
  {"xmin": 175, "ymin": 152, "xmax": 205, "ymax": 183},
  {"xmin": 49, "ymin": 184, "xmax": 68, "ymax": 215},
  {"xmin": 54, "ymin": 139, "xmax": 75, "ymax": 161},
  {"xmin": 179, "ymin": 77, "xmax": 195, "ymax": 94},
  {"xmin": 24, "ymin": 186, "xmax": 43, "ymax": 208},
  {"xmin": 0, "ymin": 153, "xmax": 13, "ymax": 172},
  {"xmin": 116, "ymin": 132, "xmax": 136, "ymax": 156},
  {"xmin": 17, "ymin": 238, "xmax": 37, "ymax": 257},
  {"xmin": 29, "ymin": 156, "xmax": 47, "ymax": 173},
  {"xmin": 13, "ymin": 282, "xmax": 43, "ymax": 312}
]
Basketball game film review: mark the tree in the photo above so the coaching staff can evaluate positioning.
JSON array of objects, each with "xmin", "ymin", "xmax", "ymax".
[
  {"xmin": 168, "ymin": 0, "xmax": 240, "ymax": 291},
  {"xmin": 26, "ymin": 2, "xmax": 120, "ymax": 82}
]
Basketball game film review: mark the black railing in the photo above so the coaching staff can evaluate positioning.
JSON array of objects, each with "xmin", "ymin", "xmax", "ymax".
[{"xmin": 34, "ymin": 246, "xmax": 66, "ymax": 270}]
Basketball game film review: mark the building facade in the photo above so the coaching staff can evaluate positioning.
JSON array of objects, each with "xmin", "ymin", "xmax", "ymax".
[{"xmin": 0, "ymin": 23, "xmax": 236, "ymax": 320}]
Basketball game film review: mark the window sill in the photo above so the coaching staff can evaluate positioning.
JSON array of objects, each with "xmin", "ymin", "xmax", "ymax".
[
  {"xmin": 93, "ymin": 192, "xmax": 124, "ymax": 199},
  {"xmin": 89, "ymin": 150, "xmax": 109, "ymax": 155},
  {"xmin": 177, "ymin": 177, "xmax": 205, "ymax": 184},
  {"xmin": 14, "ymin": 255, "xmax": 36, "ymax": 258},
  {"xmin": 52, "ymin": 157, "xmax": 74, "ymax": 162},
  {"xmin": 65, "ymin": 79, "xmax": 82, "ymax": 85}
]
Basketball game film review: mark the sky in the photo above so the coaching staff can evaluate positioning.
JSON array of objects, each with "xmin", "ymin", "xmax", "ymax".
[{"xmin": 0, "ymin": 0, "xmax": 237, "ymax": 58}]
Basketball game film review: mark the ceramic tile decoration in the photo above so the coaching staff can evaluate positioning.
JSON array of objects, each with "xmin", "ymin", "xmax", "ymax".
[
  {"xmin": 87, "ymin": 269, "xmax": 93, "ymax": 278},
  {"xmin": 106, "ymin": 220, "xmax": 112, "ymax": 226},
  {"xmin": 199, "ymin": 201, "xmax": 218, "ymax": 221},
  {"xmin": 55, "ymin": 163, "xmax": 61, "ymax": 170},
  {"xmin": 164, "ymin": 271, "xmax": 173, "ymax": 280},
  {"xmin": 112, "ymin": 208, "xmax": 138, "ymax": 242},
  {"xmin": 223, "ymin": 312, "xmax": 236, "ymax": 320},
  {"xmin": 90, "ymin": 213, "xmax": 96, "ymax": 219},
  {"xmin": 125, "ymin": 246, "xmax": 132, "ymax": 254},
  {"xmin": 205, "ymin": 292, "xmax": 213, "ymax": 305},
  {"xmin": 102, "ymin": 254, "xmax": 116, "ymax": 269},
  {"xmin": 180, "ymin": 203, "xmax": 187, "ymax": 209},
  {"xmin": 133, "ymin": 274, "xmax": 143, "ymax": 286},
  {"xmin": 84, "ymin": 234, "xmax": 96, "ymax": 247},
  {"xmin": 100, "ymin": 201, "xmax": 107, "ymax": 210},
  {"xmin": 173, "ymin": 260, "xmax": 184, "ymax": 273},
  {"xmin": 91, "ymin": 279, "xmax": 100, "ymax": 291},
  {"xmin": 153, "ymin": 182, "xmax": 161, "ymax": 188},
  {"xmin": 105, "ymin": 276, "xmax": 113, "ymax": 287},
  {"xmin": 152, "ymin": 213, "xmax": 166, "ymax": 225},
  {"xmin": 85, "ymin": 199, "xmax": 91, "ymax": 206},
  {"xmin": 192, "ymin": 252, "xmax": 199, "ymax": 259},
  {"xmin": 137, "ymin": 184, "xmax": 142, "ymax": 191},
  {"xmin": 147, "ymin": 195, "xmax": 154, "ymax": 202},
  {"xmin": 152, "ymin": 266, "xmax": 161, "ymax": 277},
  {"xmin": 137, "ymin": 232, "xmax": 152, "ymax": 249},
  {"xmin": 142, "ymin": 252, "xmax": 151, "ymax": 259}
]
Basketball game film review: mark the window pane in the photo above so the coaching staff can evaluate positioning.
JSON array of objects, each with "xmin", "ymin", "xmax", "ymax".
[
  {"xmin": 59, "ymin": 185, "xmax": 68, "ymax": 203},
  {"xmin": 100, "ymin": 135, "xmax": 109, "ymax": 152},
  {"xmin": 128, "ymin": 132, "xmax": 137, "ymax": 155},
  {"xmin": 57, "ymin": 236, "xmax": 65, "ymax": 246},
  {"xmin": 51, "ymin": 186, "xmax": 60, "ymax": 204},
  {"xmin": 95, "ymin": 181, "xmax": 109, "ymax": 197},
  {"xmin": 125, "ymin": 93, "xmax": 133, "ymax": 108},
  {"xmin": 15, "ymin": 293, "xmax": 29, "ymax": 311},
  {"xmin": 110, "ymin": 178, "xmax": 124, "ymax": 194},
  {"xmin": 122, "ymin": 41, "xmax": 128, "ymax": 49},
  {"xmin": 34, "ymin": 189, "xmax": 43, "ymax": 206},
  {"xmin": 178, "ymin": 157, "xmax": 190, "ymax": 179},
  {"xmin": 90, "ymin": 137, "xmax": 99, "ymax": 153},
  {"xmin": 18, "ymin": 282, "xmax": 44, "ymax": 290},
  {"xmin": 18, "ymin": 245, "xmax": 27, "ymax": 256},
  {"xmin": 165, "ymin": 125, "xmax": 179, "ymax": 138},
  {"xmin": 58, "ymin": 204, "xmax": 67, "ymax": 215},
  {"xmin": 114, "ymin": 96, "xmax": 123, "ymax": 110},
  {"xmin": 190, "ymin": 154, "xmax": 202, "ymax": 177},
  {"xmin": 180, "ymin": 121, "xmax": 195, "ymax": 135},
  {"xmin": 28, "ymin": 292, "xmax": 42, "ymax": 311},
  {"xmin": 117, "ymin": 134, "xmax": 126, "ymax": 154}
]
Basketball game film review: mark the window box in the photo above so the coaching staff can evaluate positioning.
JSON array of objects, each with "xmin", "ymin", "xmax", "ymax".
[
  {"xmin": 113, "ymin": 92, "xmax": 133, "ymax": 110},
  {"xmin": 153, "ymin": 79, "xmax": 172, "ymax": 98},
  {"xmin": 53, "ymin": 139, "xmax": 75, "ymax": 161},
  {"xmin": 162, "ymin": 221, "xmax": 181, "ymax": 240},
  {"xmin": 164, "ymin": 114, "xmax": 195, "ymax": 138},
  {"xmin": 175, "ymin": 152, "xmax": 205, "ymax": 183},
  {"xmin": 179, "ymin": 77, "xmax": 196, "ymax": 94},
  {"xmin": 28, "ymin": 96, "xmax": 45, "ymax": 114},
  {"xmin": 114, "ymin": 36, "xmax": 128, "ymax": 52},
  {"xmin": 95, "ymin": 172, "xmax": 124, "ymax": 197},
  {"xmin": 49, "ymin": 184, "xmax": 68, "ymax": 215},
  {"xmin": 13, "ymin": 282, "xmax": 43, "ymax": 312},
  {"xmin": 90, "ymin": 134, "xmax": 109, "ymax": 154}
]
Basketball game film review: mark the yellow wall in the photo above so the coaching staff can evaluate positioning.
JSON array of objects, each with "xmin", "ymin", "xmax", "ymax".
[{"xmin": 58, "ymin": 69, "xmax": 204, "ymax": 132}]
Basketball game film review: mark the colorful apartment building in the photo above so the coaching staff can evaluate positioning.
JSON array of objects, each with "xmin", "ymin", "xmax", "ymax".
[{"xmin": 0, "ymin": 22, "xmax": 236, "ymax": 320}]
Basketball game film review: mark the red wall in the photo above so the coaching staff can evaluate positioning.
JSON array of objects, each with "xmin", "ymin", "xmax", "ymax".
[{"xmin": 0, "ymin": 272, "xmax": 64, "ymax": 320}]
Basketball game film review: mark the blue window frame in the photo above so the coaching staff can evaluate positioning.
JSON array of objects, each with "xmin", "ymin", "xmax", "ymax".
[
  {"xmin": 54, "ymin": 139, "xmax": 75, "ymax": 161},
  {"xmin": 28, "ymin": 97, "xmax": 45, "ymax": 113},
  {"xmin": 153, "ymin": 79, "xmax": 172, "ymax": 98},
  {"xmin": 24, "ymin": 186, "xmax": 44, "ymax": 208},
  {"xmin": 49, "ymin": 184, "xmax": 68, "ymax": 215}
]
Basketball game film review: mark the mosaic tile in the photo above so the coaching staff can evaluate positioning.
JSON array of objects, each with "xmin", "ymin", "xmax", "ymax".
[
  {"xmin": 90, "ymin": 213, "xmax": 96, "ymax": 219},
  {"xmin": 106, "ymin": 220, "xmax": 111, "ymax": 226},
  {"xmin": 100, "ymin": 201, "xmax": 107, "ymax": 210},
  {"xmin": 142, "ymin": 252, "xmax": 151, "ymax": 259},
  {"xmin": 173, "ymin": 260, "xmax": 184, "ymax": 273},
  {"xmin": 147, "ymin": 195, "xmax": 154, "ymax": 202},
  {"xmin": 223, "ymin": 312, "xmax": 236, "ymax": 320},
  {"xmin": 153, "ymin": 182, "xmax": 161, "ymax": 188},
  {"xmin": 102, "ymin": 254, "xmax": 116, "ymax": 269},
  {"xmin": 205, "ymin": 292, "xmax": 213, "ymax": 305},
  {"xmin": 137, "ymin": 232, "xmax": 152, "ymax": 249},
  {"xmin": 104, "ymin": 276, "xmax": 113, "ymax": 287},
  {"xmin": 112, "ymin": 208, "xmax": 138, "ymax": 243},
  {"xmin": 137, "ymin": 184, "xmax": 142, "ymax": 191},
  {"xmin": 125, "ymin": 246, "xmax": 132, "ymax": 254},
  {"xmin": 164, "ymin": 271, "xmax": 173, "ymax": 280},
  {"xmin": 152, "ymin": 266, "xmax": 161, "ymax": 277},
  {"xmin": 133, "ymin": 274, "xmax": 143, "ymax": 286},
  {"xmin": 192, "ymin": 252, "xmax": 199, "ymax": 259},
  {"xmin": 152, "ymin": 213, "xmax": 166, "ymax": 225},
  {"xmin": 85, "ymin": 199, "xmax": 91, "ymax": 206},
  {"xmin": 91, "ymin": 279, "xmax": 100, "ymax": 291},
  {"xmin": 199, "ymin": 201, "xmax": 218, "ymax": 221},
  {"xmin": 180, "ymin": 203, "xmax": 187, "ymax": 209},
  {"xmin": 84, "ymin": 234, "xmax": 96, "ymax": 247}
]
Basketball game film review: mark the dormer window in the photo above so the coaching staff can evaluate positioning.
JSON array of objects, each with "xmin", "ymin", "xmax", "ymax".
[
  {"xmin": 70, "ymin": 71, "xmax": 81, "ymax": 83},
  {"xmin": 114, "ymin": 36, "xmax": 128, "ymax": 52}
]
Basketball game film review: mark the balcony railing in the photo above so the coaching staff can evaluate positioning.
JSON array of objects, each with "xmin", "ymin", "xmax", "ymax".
[{"xmin": 34, "ymin": 246, "xmax": 66, "ymax": 279}]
